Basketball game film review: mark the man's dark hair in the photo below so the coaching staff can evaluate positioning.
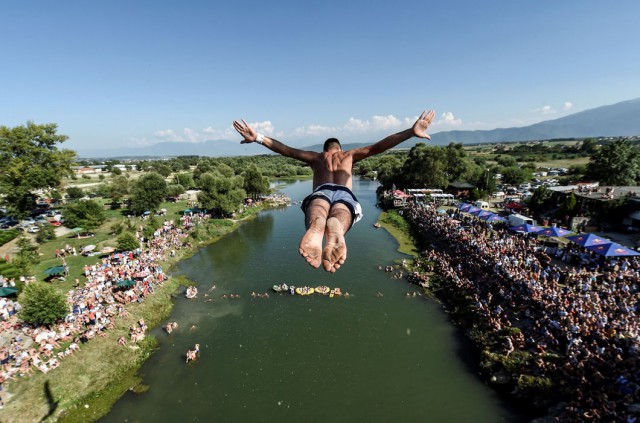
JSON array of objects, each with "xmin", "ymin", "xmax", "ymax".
[{"xmin": 323, "ymin": 138, "xmax": 341, "ymax": 152}]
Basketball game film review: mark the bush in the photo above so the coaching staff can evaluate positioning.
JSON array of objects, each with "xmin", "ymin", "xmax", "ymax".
[
  {"xmin": 143, "ymin": 215, "xmax": 161, "ymax": 239},
  {"xmin": 0, "ymin": 229, "xmax": 20, "ymax": 246},
  {"xmin": 19, "ymin": 282, "xmax": 68, "ymax": 325},
  {"xmin": 381, "ymin": 210, "xmax": 409, "ymax": 232},
  {"xmin": 117, "ymin": 232, "xmax": 139, "ymax": 252},
  {"xmin": 64, "ymin": 199, "xmax": 106, "ymax": 230},
  {"xmin": 0, "ymin": 258, "xmax": 22, "ymax": 280},
  {"xmin": 517, "ymin": 374, "xmax": 554, "ymax": 395},
  {"xmin": 36, "ymin": 224, "xmax": 56, "ymax": 243}
]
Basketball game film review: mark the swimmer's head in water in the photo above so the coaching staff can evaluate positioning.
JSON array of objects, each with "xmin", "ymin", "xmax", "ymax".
[{"xmin": 323, "ymin": 138, "xmax": 341, "ymax": 151}]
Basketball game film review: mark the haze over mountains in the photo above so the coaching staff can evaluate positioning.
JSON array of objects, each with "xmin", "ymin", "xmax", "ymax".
[{"xmin": 77, "ymin": 97, "xmax": 640, "ymax": 159}]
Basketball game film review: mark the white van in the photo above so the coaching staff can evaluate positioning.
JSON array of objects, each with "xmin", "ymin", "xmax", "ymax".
[
  {"xmin": 474, "ymin": 201, "xmax": 490, "ymax": 210},
  {"xmin": 508, "ymin": 213, "xmax": 535, "ymax": 226}
]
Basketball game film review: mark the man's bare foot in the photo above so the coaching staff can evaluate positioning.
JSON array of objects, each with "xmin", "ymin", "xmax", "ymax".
[
  {"xmin": 322, "ymin": 217, "xmax": 347, "ymax": 273},
  {"xmin": 299, "ymin": 216, "xmax": 325, "ymax": 268}
]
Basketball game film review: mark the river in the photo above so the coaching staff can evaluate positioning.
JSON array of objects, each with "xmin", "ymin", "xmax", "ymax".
[{"xmin": 100, "ymin": 178, "xmax": 524, "ymax": 423}]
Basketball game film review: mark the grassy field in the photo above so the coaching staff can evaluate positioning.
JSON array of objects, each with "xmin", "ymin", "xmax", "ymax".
[{"xmin": 0, "ymin": 198, "xmax": 263, "ymax": 423}]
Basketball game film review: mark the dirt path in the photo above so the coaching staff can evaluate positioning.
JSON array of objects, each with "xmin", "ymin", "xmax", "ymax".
[
  {"xmin": 0, "ymin": 227, "xmax": 74, "ymax": 260},
  {"xmin": 0, "ymin": 236, "xmax": 21, "ymax": 259}
]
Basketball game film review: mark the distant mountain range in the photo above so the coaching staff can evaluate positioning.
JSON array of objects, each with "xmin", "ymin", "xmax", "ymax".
[{"xmin": 77, "ymin": 97, "xmax": 640, "ymax": 158}]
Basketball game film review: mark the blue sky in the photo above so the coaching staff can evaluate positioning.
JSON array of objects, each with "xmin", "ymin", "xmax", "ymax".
[{"xmin": 2, "ymin": 0, "xmax": 639, "ymax": 152}]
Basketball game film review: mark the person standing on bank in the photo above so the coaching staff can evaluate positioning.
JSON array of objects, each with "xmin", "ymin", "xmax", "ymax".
[{"xmin": 233, "ymin": 109, "xmax": 435, "ymax": 273}]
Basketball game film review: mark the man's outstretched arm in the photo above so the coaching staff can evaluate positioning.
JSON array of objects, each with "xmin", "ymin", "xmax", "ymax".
[
  {"xmin": 233, "ymin": 119, "xmax": 316, "ymax": 164},
  {"xmin": 350, "ymin": 110, "xmax": 435, "ymax": 162}
]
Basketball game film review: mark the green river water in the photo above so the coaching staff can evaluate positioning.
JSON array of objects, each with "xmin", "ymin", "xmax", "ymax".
[{"xmin": 100, "ymin": 178, "xmax": 525, "ymax": 423}]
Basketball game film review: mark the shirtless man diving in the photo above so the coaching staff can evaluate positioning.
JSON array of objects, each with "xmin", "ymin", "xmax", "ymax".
[{"xmin": 233, "ymin": 109, "xmax": 435, "ymax": 273}]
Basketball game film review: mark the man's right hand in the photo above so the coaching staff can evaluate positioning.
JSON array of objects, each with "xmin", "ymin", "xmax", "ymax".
[{"xmin": 233, "ymin": 119, "xmax": 258, "ymax": 143}]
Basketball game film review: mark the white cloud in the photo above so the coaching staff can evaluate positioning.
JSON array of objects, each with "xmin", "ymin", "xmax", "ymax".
[
  {"xmin": 532, "ymin": 105, "xmax": 556, "ymax": 115},
  {"xmin": 202, "ymin": 126, "xmax": 235, "ymax": 140},
  {"xmin": 371, "ymin": 115, "xmax": 403, "ymax": 130},
  {"xmin": 155, "ymin": 123, "xmax": 253, "ymax": 143},
  {"xmin": 154, "ymin": 129, "xmax": 184, "ymax": 142},
  {"xmin": 564, "ymin": 101, "xmax": 573, "ymax": 111},
  {"xmin": 296, "ymin": 114, "xmax": 408, "ymax": 137},
  {"xmin": 183, "ymin": 128, "xmax": 200, "ymax": 142},
  {"xmin": 344, "ymin": 117, "xmax": 369, "ymax": 133},
  {"xmin": 249, "ymin": 120, "xmax": 276, "ymax": 136},
  {"xmin": 436, "ymin": 112, "xmax": 462, "ymax": 127}
]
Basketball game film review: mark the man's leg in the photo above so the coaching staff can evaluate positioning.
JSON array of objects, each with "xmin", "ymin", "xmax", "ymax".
[
  {"xmin": 323, "ymin": 203, "xmax": 352, "ymax": 273},
  {"xmin": 299, "ymin": 198, "xmax": 330, "ymax": 269}
]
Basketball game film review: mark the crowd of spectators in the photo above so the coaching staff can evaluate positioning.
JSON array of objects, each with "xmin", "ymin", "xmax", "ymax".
[
  {"xmin": 0, "ymin": 212, "xmax": 209, "ymax": 384},
  {"xmin": 404, "ymin": 202, "xmax": 639, "ymax": 423}
]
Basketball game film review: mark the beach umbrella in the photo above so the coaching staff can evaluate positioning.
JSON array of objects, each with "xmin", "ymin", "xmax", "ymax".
[
  {"xmin": 116, "ymin": 279, "xmax": 136, "ymax": 287},
  {"xmin": 478, "ymin": 212, "xmax": 507, "ymax": 222},
  {"xmin": 566, "ymin": 233, "xmax": 611, "ymax": 247},
  {"xmin": 586, "ymin": 242, "xmax": 640, "ymax": 257},
  {"xmin": 160, "ymin": 208, "xmax": 167, "ymax": 212},
  {"xmin": 0, "ymin": 287, "xmax": 18, "ymax": 297},
  {"xmin": 101, "ymin": 246, "xmax": 116, "ymax": 254},
  {"xmin": 536, "ymin": 227, "xmax": 573, "ymax": 237},
  {"xmin": 486, "ymin": 215, "xmax": 507, "ymax": 222},
  {"xmin": 509, "ymin": 223, "xmax": 544, "ymax": 233},
  {"xmin": 457, "ymin": 203, "xmax": 469, "ymax": 210},
  {"xmin": 470, "ymin": 208, "xmax": 484, "ymax": 216},
  {"xmin": 83, "ymin": 244, "xmax": 96, "ymax": 252},
  {"xmin": 70, "ymin": 227, "xmax": 84, "ymax": 233},
  {"xmin": 466, "ymin": 206, "xmax": 481, "ymax": 214},
  {"xmin": 44, "ymin": 265, "xmax": 66, "ymax": 276},
  {"xmin": 459, "ymin": 204, "xmax": 472, "ymax": 212},
  {"xmin": 477, "ymin": 210, "xmax": 493, "ymax": 219}
]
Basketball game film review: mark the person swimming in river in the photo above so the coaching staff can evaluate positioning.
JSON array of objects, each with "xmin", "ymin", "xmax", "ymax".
[
  {"xmin": 186, "ymin": 344, "xmax": 200, "ymax": 363},
  {"xmin": 233, "ymin": 109, "xmax": 435, "ymax": 272}
]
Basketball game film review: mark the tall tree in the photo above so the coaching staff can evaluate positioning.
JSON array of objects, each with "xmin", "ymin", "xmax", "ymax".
[
  {"xmin": 0, "ymin": 122, "xmax": 76, "ymax": 217},
  {"xmin": 243, "ymin": 165, "xmax": 269, "ymax": 200},
  {"xmin": 110, "ymin": 175, "xmax": 130, "ymax": 203},
  {"xmin": 174, "ymin": 173, "xmax": 195, "ymax": 190},
  {"xmin": 19, "ymin": 282, "xmax": 68, "ymax": 325},
  {"xmin": 400, "ymin": 143, "xmax": 448, "ymax": 188},
  {"xmin": 129, "ymin": 172, "xmax": 168, "ymax": 214},
  {"xmin": 376, "ymin": 155, "xmax": 403, "ymax": 188},
  {"xmin": 64, "ymin": 200, "xmax": 106, "ymax": 230},
  {"xmin": 584, "ymin": 139, "xmax": 640, "ymax": 185},
  {"xmin": 444, "ymin": 143, "xmax": 472, "ymax": 182},
  {"xmin": 197, "ymin": 172, "xmax": 246, "ymax": 217}
]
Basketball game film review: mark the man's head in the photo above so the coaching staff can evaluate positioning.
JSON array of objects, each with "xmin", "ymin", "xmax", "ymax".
[{"xmin": 323, "ymin": 138, "xmax": 341, "ymax": 152}]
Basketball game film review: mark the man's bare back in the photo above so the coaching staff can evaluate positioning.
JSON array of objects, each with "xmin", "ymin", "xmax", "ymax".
[
  {"xmin": 233, "ymin": 110, "xmax": 435, "ymax": 272},
  {"xmin": 310, "ymin": 150, "xmax": 355, "ymax": 190}
]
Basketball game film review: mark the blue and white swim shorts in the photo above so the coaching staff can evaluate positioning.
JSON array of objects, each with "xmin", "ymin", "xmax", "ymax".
[{"xmin": 301, "ymin": 183, "xmax": 363, "ymax": 228}]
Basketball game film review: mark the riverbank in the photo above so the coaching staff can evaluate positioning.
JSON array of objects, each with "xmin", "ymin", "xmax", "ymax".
[
  {"xmin": 377, "ymin": 210, "xmax": 418, "ymax": 258},
  {"xmin": 378, "ymin": 207, "xmax": 543, "ymax": 420},
  {"xmin": 0, "ymin": 206, "xmax": 264, "ymax": 423}
]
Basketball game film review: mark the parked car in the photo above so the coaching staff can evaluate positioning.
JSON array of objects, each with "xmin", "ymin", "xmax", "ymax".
[
  {"xmin": 48, "ymin": 220, "xmax": 62, "ymax": 227},
  {"xmin": 21, "ymin": 218, "xmax": 36, "ymax": 227},
  {"xmin": 27, "ymin": 226, "xmax": 40, "ymax": 233},
  {"xmin": 1, "ymin": 219, "xmax": 19, "ymax": 229}
]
